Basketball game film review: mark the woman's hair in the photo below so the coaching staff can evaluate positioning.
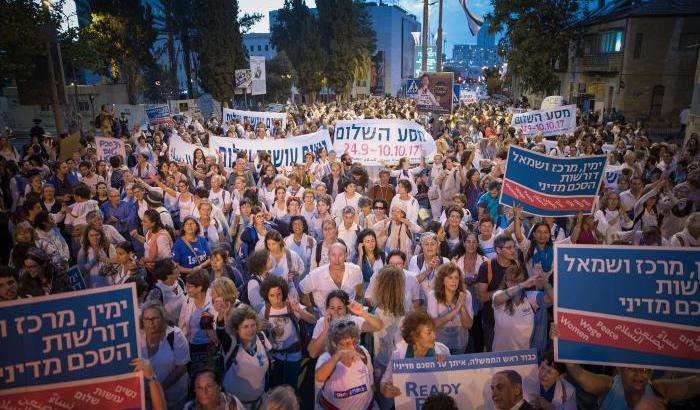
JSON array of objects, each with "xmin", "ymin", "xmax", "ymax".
[
  {"xmin": 401, "ymin": 309, "xmax": 435, "ymax": 344},
  {"xmin": 289, "ymin": 215, "xmax": 308, "ymax": 234},
  {"xmin": 185, "ymin": 268, "xmax": 210, "ymax": 293},
  {"xmin": 434, "ymin": 262, "xmax": 465, "ymax": 305},
  {"xmin": 226, "ymin": 304, "xmax": 261, "ymax": 336},
  {"xmin": 180, "ymin": 216, "xmax": 201, "ymax": 236},
  {"xmin": 325, "ymin": 289, "xmax": 350, "ymax": 309},
  {"xmin": 259, "ymin": 275, "xmax": 289, "ymax": 304},
  {"xmin": 357, "ymin": 229, "xmax": 385, "ymax": 261},
  {"xmin": 374, "ymin": 265, "xmax": 406, "ymax": 316},
  {"xmin": 211, "ymin": 277, "xmax": 238, "ymax": 304},
  {"xmin": 143, "ymin": 209, "xmax": 165, "ymax": 232},
  {"xmin": 452, "ymin": 231, "xmax": 484, "ymax": 259},
  {"xmin": 264, "ymin": 229, "xmax": 285, "ymax": 249},
  {"xmin": 525, "ymin": 222, "xmax": 553, "ymax": 264},
  {"xmin": 115, "ymin": 240, "xmax": 135, "ymax": 254},
  {"xmin": 247, "ymin": 249, "xmax": 270, "ymax": 277},
  {"xmin": 139, "ymin": 301, "xmax": 167, "ymax": 333},
  {"xmin": 14, "ymin": 221, "xmax": 36, "ymax": 242},
  {"xmin": 261, "ymin": 386, "xmax": 300, "ymax": 410},
  {"xmin": 81, "ymin": 224, "xmax": 110, "ymax": 252},
  {"xmin": 326, "ymin": 318, "xmax": 361, "ymax": 355},
  {"xmin": 152, "ymin": 259, "xmax": 177, "ymax": 281}
]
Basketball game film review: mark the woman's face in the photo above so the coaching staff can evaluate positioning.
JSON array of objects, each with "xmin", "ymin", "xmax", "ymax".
[
  {"xmin": 199, "ymin": 204, "xmax": 212, "ymax": 219},
  {"xmin": 237, "ymin": 318, "xmax": 258, "ymax": 342},
  {"xmin": 465, "ymin": 235, "xmax": 478, "ymax": 254},
  {"xmin": 327, "ymin": 297, "xmax": 348, "ymax": 320},
  {"xmin": 88, "ymin": 229, "xmax": 101, "ymax": 246},
  {"xmin": 194, "ymin": 373, "xmax": 220, "ymax": 407},
  {"xmin": 254, "ymin": 212, "xmax": 266, "ymax": 226},
  {"xmin": 470, "ymin": 172, "xmax": 479, "ymax": 183},
  {"xmin": 317, "ymin": 201, "xmax": 329, "ymax": 214},
  {"xmin": 179, "ymin": 220, "xmax": 196, "ymax": 239},
  {"xmin": 335, "ymin": 336, "xmax": 357, "ymax": 353},
  {"xmin": 607, "ymin": 193, "xmax": 620, "ymax": 209},
  {"xmin": 304, "ymin": 193, "xmax": 315, "ymax": 205},
  {"xmin": 31, "ymin": 176, "xmax": 41, "ymax": 189},
  {"xmin": 16, "ymin": 230, "xmax": 32, "ymax": 243},
  {"xmin": 534, "ymin": 224, "xmax": 550, "ymax": 245},
  {"xmin": 115, "ymin": 247, "xmax": 132, "ymax": 265},
  {"xmin": 211, "ymin": 254, "xmax": 225, "ymax": 271},
  {"xmin": 422, "ymin": 238, "xmax": 437, "ymax": 256},
  {"xmin": 275, "ymin": 189, "xmax": 286, "ymax": 201},
  {"xmin": 267, "ymin": 286, "xmax": 285, "ymax": 307},
  {"xmin": 142, "ymin": 215, "xmax": 153, "ymax": 230},
  {"xmin": 291, "ymin": 220, "xmax": 304, "ymax": 235},
  {"xmin": 444, "ymin": 271, "xmax": 461, "ymax": 292},
  {"xmin": 266, "ymin": 239, "xmax": 282, "ymax": 252},
  {"xmin": 538, "ymin": 361, "xmax": 561, "ymax": 387},
  {"xmin": 448, "ymin": 211, "xmax": 461, "ymax": 227},
  {"xmin": 420, "ymin": 76, "xmax": 430, "ymax": 88},
  {"xmin": 345, "ymin": 184, "xmax": 356, "ymax": 196},
  {"xmin": 288, "ymin": 201, "xmax": 300, "ymax": 214},
  {"xmin": 358, "ymin": 235, "xmax": 375, "ymax": 253},
  {"xmin": 141, "ymin": 308, "xmax": 163, "ymax": 335},
  {"xmin": 97, "ymin": 183, "xmax": 107, "ymax": 196},
  {"xmin": 413, "ymin": 324, "xmax": 436, "ymax": 349}
]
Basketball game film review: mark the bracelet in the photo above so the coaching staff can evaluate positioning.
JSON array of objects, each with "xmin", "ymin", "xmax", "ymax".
[{"xmin": 145, "ymin": 375, "xmax": 157, "ymax": 383}]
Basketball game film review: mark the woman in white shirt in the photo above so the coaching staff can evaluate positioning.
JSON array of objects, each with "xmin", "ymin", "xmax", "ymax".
[
  {"xmin": 426, "ymin": 263, "xmax": 473, "ymax": 355},
  {"xmin": 285, "ymin": 216, "xmax": 317, "ymax": 277},
  {"xmin": 315, "ymin": 319, "xmax": 378, "ymax": 410},
  {"xmin": 595, "ymin": 191, "xmax": 633, "ymax": 243},
  {"xmin": 333, "ymin": 180, "xmax": 362, "ymax": 219},
  {"xmin": 492, "ymin": 265, "xmax": 553, "ymax": 352},
  {"xmin": 270, "ymin": 186, "xmax": 289, "ymax": 220},
  {"xmin": 223, "ymin": 304, "xmax": 272, "ymax": 409}
]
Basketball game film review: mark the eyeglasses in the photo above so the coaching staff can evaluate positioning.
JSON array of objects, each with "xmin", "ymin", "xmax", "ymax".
[
  {"xmin": 142, "ymin": 317, "xmax": 161, "ymax": 323},
  {"xmin": 374, "ymin": 206, "xmax": 384, "ymax": 210}
]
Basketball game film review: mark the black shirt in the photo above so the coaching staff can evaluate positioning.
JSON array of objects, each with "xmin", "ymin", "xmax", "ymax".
[{"xmin": 476, "ymin": 258, "xmax": 516, "ymax": 326}]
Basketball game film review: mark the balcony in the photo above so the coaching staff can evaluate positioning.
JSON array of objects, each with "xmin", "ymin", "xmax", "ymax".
[{"xmin": 581, "ymin": 53, "xmax": 623, "ymax": 73}]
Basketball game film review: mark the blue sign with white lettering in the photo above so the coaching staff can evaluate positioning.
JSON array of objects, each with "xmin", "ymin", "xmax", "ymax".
[
  {"xmin": 555, "ymin": 245, "xmax": 700, "ymax": 372},
  {"xmin": 0, "ymin": 284, "xmax": 140, "ymax": 390},
  {"xmin": 405, "ymin": 79, "xmax": 419, "ymax": 97}
]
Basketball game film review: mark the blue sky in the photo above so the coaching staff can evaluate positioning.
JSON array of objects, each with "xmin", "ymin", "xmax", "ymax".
[{"xmin": 238, "ymin": 0, "xmax": 494, "ymax": 59}]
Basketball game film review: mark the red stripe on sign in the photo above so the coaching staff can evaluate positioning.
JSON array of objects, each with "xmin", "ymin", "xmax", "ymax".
[
  {"xmin": 502, "ymin": 180, "xmax": 594, "ymax": 211},
  {"xmin": 557, "ymin": 311, "xmax": 700, "ymax": 360}
]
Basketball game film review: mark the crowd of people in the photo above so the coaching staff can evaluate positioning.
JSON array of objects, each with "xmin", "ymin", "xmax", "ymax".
[{"xmin": 0, "ymin": 96, "xmax": 699, "ymax": 410}]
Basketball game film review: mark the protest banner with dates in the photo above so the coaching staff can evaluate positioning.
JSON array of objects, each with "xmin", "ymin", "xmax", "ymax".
[
  {"xmin": 333, "ymin": 119, "xmax": 436, "ymax": 166},
  {"xmin": 511, "ymin": 105, "xmax": 576, "ymax": 137}
]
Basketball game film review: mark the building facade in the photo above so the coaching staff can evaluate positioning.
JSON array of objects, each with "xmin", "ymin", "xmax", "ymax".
[
  {"xmin": 242, "ymin": 33, "xmax": 277, "ymax": 60},
  {"xmin": 555, "ymin": 1, "xmax": 700, "ymax": 127}
]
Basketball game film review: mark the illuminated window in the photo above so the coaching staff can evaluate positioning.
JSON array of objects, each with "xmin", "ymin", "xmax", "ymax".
[{"xmin": 600, "ymin": 31, "xmax": 623, "ymax": 53}]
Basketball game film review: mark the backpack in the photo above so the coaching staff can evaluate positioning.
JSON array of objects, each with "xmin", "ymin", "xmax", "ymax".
[
  {"xmin": 224, "ymin": 331, "xmax": 274, "ymax": 388},
  {"xmin": 417, "ymin": 253, "xmax": 444, "ymax": 272},
  {"xmin": 263, "ymin": 303, "xmax": 311, "ymax": 356},
  {"xmin": 240, "ymin": 275, "xmax": 262, "ymax": 306},
  {"xmin": 314, "ymin": 238, "xmax": 347, "ymax": 267}
]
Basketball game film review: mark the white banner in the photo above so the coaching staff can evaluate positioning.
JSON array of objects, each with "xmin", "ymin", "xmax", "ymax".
[
  {"xmin": 392, "ymin": 350, "xmax": 539, "ymax": 410},
  {"xmin": 250, "ymin": 56, "xmax": 266, "ymax": 96},
  {"xmin": 511, "ymin": 104, "xmax": 577, "ymax": 137},
  {"xmin": 168, "ymin": 134, "xmax": 212, "ymax": 165},
  {"xmin": 113, "ymin": 104, "xmax": 147, "ymax": 129},
  {"xmin": 540, "ymin": 95, "xmax": 564, "ymax": 110},
  {"xmin": 168, "ymin": 99, "xmax": 199, "ymax": 116},
  {"xmin": 223, "ymin": 108, "xmax": 287, "ymax": 130},
  {"xmin": 209, "ymin": 129, "xmax": 332, "ymax": 169},
  {"xmin": 603, "ymin": 164, "xmax": 623, "ymax": 190},
  {"xmin": 542, "ymin": 139, "xmax": 616, "ymax": 155},
  {"xmin": 95, "ymin": 137, "xmax": 126, "ymax": 161},
  {"xmin": 460, "ymin": 91, "xmax": 478, "ymax": 105},
  {"xmin": 332, "ymin": 119, "xmax": 436, "ymax": 166}
]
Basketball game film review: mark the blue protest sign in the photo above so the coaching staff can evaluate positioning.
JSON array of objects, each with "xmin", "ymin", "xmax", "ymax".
[
  {"xmin": 0, "ymin": 284, "xmax": 141, "ymax": 390},
  {"xmin": 501, "ymin": 145, "xmax": 607, "ymax": 217},
  {"xmin": 405, "ymin": 79, "xmax": 419, "ymax": 97},
  {"xmin": 453, "ymin": 84, "xmax": 461, "ymax": 106},
  {"xmin": 145, "ymin": 105, "xmax": 172, "ymax": 125},
  {"xmin": 554, "ymin": 244, "xmax": 700, "ymax": 372},
  {"xmin": 65, "ymin": 265, "xmax": 86, "ymax": 291}
]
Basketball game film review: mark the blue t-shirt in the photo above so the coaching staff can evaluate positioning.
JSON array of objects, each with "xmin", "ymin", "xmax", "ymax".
[{"xmin": 172, "ymin": 236, "xmax": 211, "ymax": 269}]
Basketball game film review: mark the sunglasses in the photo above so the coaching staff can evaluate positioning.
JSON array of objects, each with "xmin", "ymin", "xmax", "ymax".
[{"xmin": 335, "ymin": 320, "xmax": 357, "ymax": 330}]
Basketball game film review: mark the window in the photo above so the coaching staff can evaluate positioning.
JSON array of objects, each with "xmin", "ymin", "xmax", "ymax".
[
  {"xmin": 650, "ymin": 85, "xmax": 664, "ymax": 117},
  {"xmin": 39, "ymin": 105, "xmax": 50, "ymax": 112},
  {"xmin": 250, "ymin": 45, "xmax": 254, "ymax": 51},
  {"xmin": 78, "ymin": 101, "xmax": 90, "ymax": 112},
  {"xmin": 633, "ymin": 33, "xmax": 643, "ymax": 59},
  {"xmin": 265, "ymin": 45, "xmax": 269, "ymax": 51},
  {"xmin": 257, "ymin": 45, "xmax": 261, "ymax": 51},
  {"xmin": 600, "ymin": 31, "xmax": 623, "ymax": 53}
]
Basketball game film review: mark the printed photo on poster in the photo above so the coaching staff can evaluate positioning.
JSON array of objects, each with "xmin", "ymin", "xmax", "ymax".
[
  {"xmin": 415, "ymin": 72, "xmax": 453, "ymax": 113},
  {"xmin": 371, "ymin": 51, "xmax": 385, "ymax": 95}
]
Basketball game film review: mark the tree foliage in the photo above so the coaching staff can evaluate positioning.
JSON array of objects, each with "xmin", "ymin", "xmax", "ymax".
[
  {"xmin": 316, "ymin": 0, "xmax": 376, "ymax": 100},
  {"xmin": 266, "ymin": 51, "xmax": 295, "ymax": 102},
  {"xmin": 486, "ymin": 0, "xmax": 587, "ymax": 95},
  {"xmin": 270, "ymin": 0, "xmax": 325, "ymax": 102},
  {"xmin": 239, "ymin": 12, "xmax": 263, "ymax": 34},
  {"xmin": 0, "ymin": 0, "xmax": 64, "ymax": 85},
  {"xmin": 192, "ymin": 0, "xmax": 246, "ymax": 105},
  {"xmin": 77, "ymin": 0, "xmax": 157, "ymax": 103}
]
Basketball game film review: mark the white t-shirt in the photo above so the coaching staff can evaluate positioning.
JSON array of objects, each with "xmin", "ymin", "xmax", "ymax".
[
  {"xmin": 426, "ymin": 290, "xmax": 474, "ymax": 352},
  {"xmin": 372, "ymin": 309, "xmax": 404, "ymax": 373},
  {"xmin": 479, "ymin": 229, "xmax": 503, "ymax": 259},
  {"xmin": 406, "ymin": 255, "xmax": 451, "ymax": 299},
  {"xmin": 492, "ymin": 290, "xmax": 540, "ymax": 352},
  {"xmin": 299, "ymin": 263, "xmax": 363, "ymax": 311},
  {"xmin": 316, "ymin": 346, "xmax": 377, "ymax": 410},
  {"xmin": 154, "ymin": 281, "xmax": 186, "ymax": 325},
  {"xmin": 223, "ymin": 334, "xmax": 271, "ymax": 404},
  {"xmin": 389, "ymin": 196, "xmax": 420, "ymax": 224},
  {"xmin": 138, "ymin": 326, "xmax": 190, "ymax": 407},
  {"xmin": 259, "ymin": 305, "xmax": 304, "ymax": 362}
]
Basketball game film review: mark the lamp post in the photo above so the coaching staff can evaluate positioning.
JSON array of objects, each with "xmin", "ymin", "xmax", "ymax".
[{"xmin": 436, "ymin": 0, "xmax": 443, "ymax": 71}]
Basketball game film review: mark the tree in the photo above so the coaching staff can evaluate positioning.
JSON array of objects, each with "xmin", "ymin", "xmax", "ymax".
[
  {"xmin": 266, "ymin": 51, "xmax": 295, "ymax": 102},
  {"xmin": 239, "ymin": 12, "xmax": 263, "ymax": 34},
  {"xmin": 486, "ymin": 0, "xmax": 586, "ymax": 96},
  {"xmin": 271, "ymin": 0, "xmax": 325, "ymax": 102},
  {"xmin": 79, "ymin": 0, "xmax": 157, "ymax": 103},
  {"xmin": 316, "ymin": 0, "xmax": 376, "ymax": 101},
  {"xmin": 192, "ymin": 0, "xmax": 246, "ymax": 105},
  {"xmin": 0, "ymin": 0, "xmax": 63, "ymax": 86}
]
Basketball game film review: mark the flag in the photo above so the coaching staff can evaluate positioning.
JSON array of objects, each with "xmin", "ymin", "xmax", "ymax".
[{"xmin": 459, "ymin": 0, "xmax": 484, "ymax": 36}]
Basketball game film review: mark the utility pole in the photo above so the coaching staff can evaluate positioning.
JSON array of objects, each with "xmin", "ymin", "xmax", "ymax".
[
  {"xmin": 436, "ymin": 0, "xmax": 443, "ymax": 71},
  {"xmin": 42, "ymin": 0, "xmax": 64, "ymax": 135},
  {"xmin": 421, "ymin": 0, "xmax": 429, "ymax": 73}
]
